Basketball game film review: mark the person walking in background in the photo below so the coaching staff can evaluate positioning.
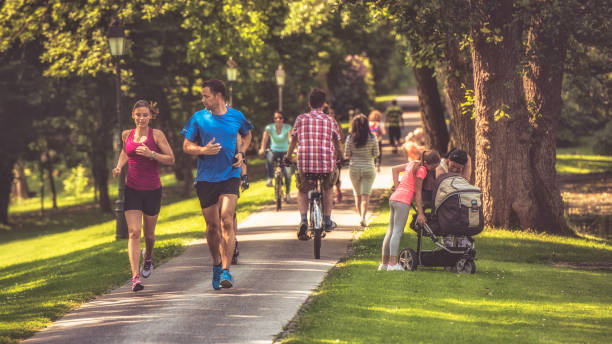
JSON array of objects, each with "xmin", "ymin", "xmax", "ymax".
[
  {"xmin": 182, "ymin": 79, "xmax": 253, "ymax": 290},
  {"xmin": 113, "ymin": 100, "xmax": 175, "ymax": 292},
  {"xmin": 368, "ymin": 109, "xmax": 385, "ymax": 171},
  {"xmin": 384, "ymin": 99, "xmax": 404, "ymax": 154},
  {"xmin": 259, "ymin": 111, "xmax": 293, "ymax": 203},
  {"xmin": 345, "ymin": 114, "xmax": 379, "ymax": 227},
  {"xmin": 380, "ymin": 150, "xmax": 440, "ymax": 271}
]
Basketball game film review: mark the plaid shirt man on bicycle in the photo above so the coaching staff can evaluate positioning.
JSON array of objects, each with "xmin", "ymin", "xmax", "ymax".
[{"xmin": 285, "ymin": 89, "xmax": 344, "ymax": 240}]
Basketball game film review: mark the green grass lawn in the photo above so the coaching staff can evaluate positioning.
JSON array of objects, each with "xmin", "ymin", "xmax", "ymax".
[
  {"xmin": 278, "ymin": 202, "xmax": 612, "ymax": 344},
  {"xmin": 0, "ymin": 172, "xmax": 273, "ymax": 344},
  {"xmin": 556, "ymin": 154, "xmax": 612, "ymax": 174}
]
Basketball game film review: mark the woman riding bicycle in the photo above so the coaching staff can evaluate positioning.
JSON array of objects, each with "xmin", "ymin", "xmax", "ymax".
[{"xmin": 259, "ymin": 111, "xmax": 293, "ymax": 203}]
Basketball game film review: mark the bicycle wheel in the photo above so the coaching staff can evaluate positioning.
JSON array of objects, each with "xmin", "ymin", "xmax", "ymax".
[
  {"xmin": 311, "ymin": 196, "xmax": 323, "ymax": 259},
  {"xmin": 275, "ymin": 172, "xmax": 283, "ymax": 211}
]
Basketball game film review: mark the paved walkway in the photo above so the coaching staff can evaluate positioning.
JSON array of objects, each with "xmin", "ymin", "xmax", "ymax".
[{"xmin": 24, "ymin": 109, "xmax": 421, "ymax": 344}]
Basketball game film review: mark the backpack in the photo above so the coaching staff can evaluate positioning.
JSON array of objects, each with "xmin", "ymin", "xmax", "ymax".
[{"xmin": 432, "ymin": 173, "xmax": 484, "ymax": 236}]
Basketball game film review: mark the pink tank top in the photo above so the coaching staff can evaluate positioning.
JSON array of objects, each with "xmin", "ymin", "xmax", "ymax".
[
  {"xmin": 125, "ymin": 128, "xmax": 161, "ymax": 190},
  {"xmin": 389, "ymin": 161, "xmax": 427, "ymax": 205}
]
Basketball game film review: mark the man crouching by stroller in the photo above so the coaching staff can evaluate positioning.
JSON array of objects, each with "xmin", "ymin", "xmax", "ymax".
[
  {"xmin": 379, "ymin": 150, "xmax": 440, "ymax": 271},
  {"xmin": 436, "ymin": 148, "xmax": 471, "ymax": 182}
]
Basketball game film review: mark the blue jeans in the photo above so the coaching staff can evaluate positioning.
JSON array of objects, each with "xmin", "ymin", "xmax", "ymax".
[{"xmin": 266, "ymin": 150, "xmax": 292, "ymax": 194}]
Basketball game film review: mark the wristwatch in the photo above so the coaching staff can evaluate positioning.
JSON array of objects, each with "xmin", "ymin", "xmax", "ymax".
[{"xmin": 151, "ymin": 151, "xmax": 157, "ymax": 160}]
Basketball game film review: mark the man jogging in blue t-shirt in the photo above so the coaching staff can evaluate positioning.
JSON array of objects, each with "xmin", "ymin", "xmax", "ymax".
[{"xmin": 182, "ymin": 79, "xmax": 253, "ymax": 290}]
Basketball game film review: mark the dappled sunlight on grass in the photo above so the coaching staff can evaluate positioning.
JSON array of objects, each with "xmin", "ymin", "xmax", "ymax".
[
  {"xmin": 1, "ymin": 172, "xmax": 276, "ymax": 343},
  {"xmin": 280, "ymin": 202, "xmax": 612, "ymax": 344},
  {"xmin": 556, "ymin": 153, "xmax": 612, "ymax": 174}
]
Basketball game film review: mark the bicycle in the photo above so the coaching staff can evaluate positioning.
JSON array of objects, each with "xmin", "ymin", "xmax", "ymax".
[{"xmin": 305, "ymin": 172, "xmax": 327, "ymax": 259}]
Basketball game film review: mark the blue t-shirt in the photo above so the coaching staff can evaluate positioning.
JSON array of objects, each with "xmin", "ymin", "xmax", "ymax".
[
  {"xmin": 181, "ymin": 107, "xmax": 253, "ymax": 182},
  {"xmin": 265, "ymin": 123, "xmax": 292, "ymax": 152}
]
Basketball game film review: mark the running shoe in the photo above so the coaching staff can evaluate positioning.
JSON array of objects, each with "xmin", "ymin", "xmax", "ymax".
[
  {"xmin": 266, "ymin": 179, "xmax": 273, "ymax": 187},
  {"xmin": 377, "ymin": 263, "xmax": 388, "ymax": 271},
  {"xmin": 131, "ymin": 275, "xmax": 144, "ymax": 292},
  {"xmin": 141, "ymin": 249, "xmax": 153, "ymax": 278},
  {"xmin": 220, "ymin": 269, "xmax": 234, "ymax": 288},
  {"xmin": 212, "ymin": 264, "xmax": 222, "ymax": 290},
  {"xmin": 297, "ymin": 221, "xmax": 309, "ymax": 240}
]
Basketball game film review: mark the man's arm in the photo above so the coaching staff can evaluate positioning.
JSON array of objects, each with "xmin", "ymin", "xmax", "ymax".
[
  {"xmin": 286, "ymin": 134, "xmax": 297, "ymax": 157},
  {"xmin": 183, "ymin": 137, "xmax": 221, "ymax": 156}
]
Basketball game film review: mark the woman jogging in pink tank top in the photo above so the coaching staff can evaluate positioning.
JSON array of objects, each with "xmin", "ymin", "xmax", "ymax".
[{"xmin": 113, "ymin": 100, "xmax": 175, "ymax": 292}]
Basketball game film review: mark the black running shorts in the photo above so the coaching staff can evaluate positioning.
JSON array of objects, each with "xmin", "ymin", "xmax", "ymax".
[
  {"xmin": 124, "ymin": 186, "xmax": 162, "ymax": 216},
  {"xmin": 195, "ymin": 178, "xmax": 240, "ymax": 209}
]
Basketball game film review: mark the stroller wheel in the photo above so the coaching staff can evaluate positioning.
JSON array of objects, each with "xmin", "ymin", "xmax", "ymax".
[
  {"xmin": 455, "ymin": 258, "xmax": 476, "ymax": 274},
  {"xmin": 399, "ymin": 248, "xmax": 417, "ymax": 271}
]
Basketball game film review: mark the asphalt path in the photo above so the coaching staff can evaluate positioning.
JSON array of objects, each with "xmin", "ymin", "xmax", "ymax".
[{"xmin": 23, "ymin": 108, "xmax": 421, "ymax": 344}]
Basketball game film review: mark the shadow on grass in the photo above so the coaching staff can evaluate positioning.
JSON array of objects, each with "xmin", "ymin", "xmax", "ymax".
[{"xmin": 0, "ymin": 230, "xmax": 202, "ymax": 342}]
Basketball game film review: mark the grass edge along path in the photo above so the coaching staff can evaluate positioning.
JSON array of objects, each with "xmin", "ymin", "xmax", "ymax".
[
  {"xmin": 277, "ymin": 200, "xmax": 612, "ymax": 344},
  {"xmin": 0, "ymin": 179, "xmax": 273, "ymax": 344}
]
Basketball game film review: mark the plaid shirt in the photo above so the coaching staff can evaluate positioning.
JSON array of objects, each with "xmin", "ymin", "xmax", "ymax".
[{"xmin": 292, "ymin": 110, "xmax": 340, "ymax": 173}]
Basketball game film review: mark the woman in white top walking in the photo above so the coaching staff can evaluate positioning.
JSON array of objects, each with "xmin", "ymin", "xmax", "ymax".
[{"xmin": 345, "ymin": 114, "xmax": 379, "ymax": 227}]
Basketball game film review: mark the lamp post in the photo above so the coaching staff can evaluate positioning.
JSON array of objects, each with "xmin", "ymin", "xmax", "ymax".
[
  {"xmin": 108, "ymin": 19, "xmax": 128, "ymax": 239},
  {"xmin": 275, "ymin": 64, "xmax": 286, "ymax": 111},
  {"xmin": 226, "ymin": 57, "xmax": 238, "ymax": 106}
]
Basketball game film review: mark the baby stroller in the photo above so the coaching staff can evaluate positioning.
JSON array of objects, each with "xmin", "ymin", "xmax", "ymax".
[{"xmin": 399, "ymin": 173, "xmax": 484, "ymax": 274}]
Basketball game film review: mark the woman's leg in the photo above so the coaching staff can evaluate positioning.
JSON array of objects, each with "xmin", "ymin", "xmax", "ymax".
[
  {"xmin": 125, "ymin": 210, "xmax": 143, "ymax": 278},
  {"xmin": 265, "ymin": 150, "xmax": 274, "ymax": 182},
  {"xmin": 381, "ymin": 200, "xmax": 395, "ymax": 265},
  {"xmin": 360, "ymin": 194, "xmax": 370, "ymax": 221},
  {"xmin": 360, "ymin": 168, "xmax": 376, "ymax": 221},
  {"xmin": 349, "ymin": 167, "xmax": 360, "ymax": 214},
  {"xmin": 388, "ymin": 201, "xmax": 411, "ymax": 265},
  {"xmin": 142, "ymin": 214, "xmax": 159, "ymax": 260}
]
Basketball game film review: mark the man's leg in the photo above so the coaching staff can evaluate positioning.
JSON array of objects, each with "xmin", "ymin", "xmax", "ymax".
[
  {"xmin": 218, "ymin": 194, "xmax": 238, "ymax": 270},
  {"xmin": 295, "ymin": 172, "xmax": 311, "ymax": 240},
  {"xmin": 202, "ymin": 204, "xmax": 222, "ymax": 266}
]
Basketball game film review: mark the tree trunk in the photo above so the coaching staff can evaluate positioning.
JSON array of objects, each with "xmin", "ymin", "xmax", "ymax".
[
  {"xmin": 44, "ymin": 154, "xmax": 57, "ymax": 209},
  {"xmin": 413, "ymin": 66, "xmax": 449, "ymax": 153},
  {"xmin": 470, "ymin": 0, "xmax": 536, "ymax": 230},
  {"xmin": 440, "ymin": 39, "xmax": 476, "ymax": 181},
  {"xmin": 522, "ymin": 8, "xmax": 573, "ymax": 235},
  {"xmin": 90, "ymin": 149, "xmax": 111, "ymax": 212},
  {"xmin": 38, "ymin": 161, "xmax": 45, "ymax": 216},
  {"xmin": 0, "ymin": 156, "xmax": 16, "ymax": 224},
  {"xmin": 13, "ymin": 160, "xmax": 30, "ymax": 199}
]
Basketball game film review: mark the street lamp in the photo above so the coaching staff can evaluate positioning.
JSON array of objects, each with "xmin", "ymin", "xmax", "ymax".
[
  {"xmin": 108, "ymin": 19, "xmax": 128, "ymax": 239},
  {"xmin": 226, "ymin": 57, "xmax": 238, "ymax": 106},
  {"xmin": 275, "ymin": 64, "xmax": 286, "ymax": 111}
]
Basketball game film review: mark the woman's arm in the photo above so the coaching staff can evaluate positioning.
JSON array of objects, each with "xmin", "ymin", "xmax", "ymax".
[
  {"xmin": 391, "ymin": 163, "xmax": 407, "ymax": 189},
  {"xmin": 344, "ymin": 136, "xmax": 351, "ymax": 160},
  {"xmin": 112, "ymin": 130, "xmax": 131, "ymax": 177},
  {"xmin": 259, "ymin": 130, "xmax": 269, "ymax": 155},
  {"xmin": 372, "ymin": 136, "xmax": 380, "ymax": 159},
  {"xmin": 415, "ymin": 177, "xmax": 427, "ymax": 225},
  {"xmin": 463, "ymin": 154, "xmax": 472, "ymax": 182},
  {"xmin": 133, "ymin": 130, "xmax": 174, "ymax": 165}
]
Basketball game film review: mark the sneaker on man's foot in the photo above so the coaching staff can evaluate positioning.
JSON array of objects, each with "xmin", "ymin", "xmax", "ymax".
[
  {"xmin": 141, "ymin": 249, "xmax": 153, "ymax": 278},
  {"xmin": 297, "ymin": 221, "xmax": 309, "ymax": 240},
  {"xmin": 266, "ymin": 179, "xmax": 273, "ymax": 187},
  {"xmin": 212, "ymin": 264, "xmax": 222, "ymax": 290},
  {"xmin": 377, "ymin": 263, "xmax": 388, "ymax": 271},
  {"xmin": 131, "ymin": 275, "xmax": 144, "ymax": 292},
  {"xmin": 220, "ymin": 269, "xmax": 233, "ymax": 288}
]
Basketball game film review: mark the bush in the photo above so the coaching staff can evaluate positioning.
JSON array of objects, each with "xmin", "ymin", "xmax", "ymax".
[
  {"xmin": 593, "ymin": 120, "xmax": 612, "ymax": 156},
  {"xmin": 62, "ymin": 164, "xmax": 89, "ymax": 197}
]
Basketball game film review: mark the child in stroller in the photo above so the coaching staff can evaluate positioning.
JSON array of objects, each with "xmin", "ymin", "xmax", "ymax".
[{"xmin": 399, "ymin": 169, "xmax": 484, "ymax": 274}]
